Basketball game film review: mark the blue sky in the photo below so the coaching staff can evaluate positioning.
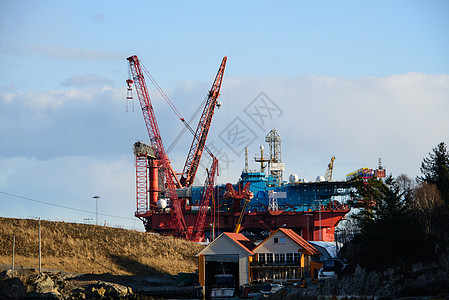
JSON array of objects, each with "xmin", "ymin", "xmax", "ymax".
[{"xmin": 1, "ymin": 1, "xmax": 448, "ymax": 229}]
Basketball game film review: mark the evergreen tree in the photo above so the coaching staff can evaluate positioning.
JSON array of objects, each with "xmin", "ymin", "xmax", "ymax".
[
  {"xmin": 349, "ymin": 176, "xmax": 426, "ymax": 270},
  {"xmin": 418, "ymin": 142, "xmax": 449, "ymax": 207}
]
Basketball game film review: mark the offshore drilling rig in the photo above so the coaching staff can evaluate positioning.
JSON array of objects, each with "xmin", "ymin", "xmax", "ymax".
[{"xmin": 126, "ymin": 56, "xmax": 385, "ymax": 242}]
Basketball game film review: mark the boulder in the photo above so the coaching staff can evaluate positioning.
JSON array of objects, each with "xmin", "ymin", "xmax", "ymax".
[
  {"xmin": 29, "ymin": 273, "xmax": 61, "ymax": 296},
  {"xmin": 0, "ymin": 277, "xmax": 27, "ymax": 299},
  {"xmin": 95, "ymin": 280, "xmax": 133, "ymax": 297}
]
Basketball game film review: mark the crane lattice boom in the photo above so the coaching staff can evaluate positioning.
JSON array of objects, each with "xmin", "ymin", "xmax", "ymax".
[
  {"xmin": 325, "ymin": 156, "xmax": 336, "ymax": 182},
  {"xmin": 180, "ymin": 57, "xmax": 227, "ymax": 188},
  {"xmin": 190, "ymin": 156, "xmax": 218, "ymax": 241}
]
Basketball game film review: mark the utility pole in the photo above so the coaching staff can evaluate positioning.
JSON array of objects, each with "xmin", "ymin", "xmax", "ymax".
[
  {"xmin": 92, "ymin": 196, "xmax": 100, "ymax": 226},
  {"xmin": 212, "ymin": 191, "xmax": 215, "ymax": 241},
  {"xmin": 305, "ymin": 213, "xmax": 313, "ymax": 240},
  {"xmin": 12, "ymin": 235, "xmax": 15, "ymax": 277},
  {"xmin": 314, "ymin": 200, "xmax": 322, "ymax": 241},
  {"xmin": 38, "ymin": 218, "xmax": 41, "ymax": 273},
  {"xmin": 319, "ymin": 200, "xmax": 322, "ymax": 241}
]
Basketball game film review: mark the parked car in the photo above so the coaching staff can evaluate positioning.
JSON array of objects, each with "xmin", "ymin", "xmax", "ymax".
[
  {"xmin": 318, "ymin": 258, "xmax": 347, "ymax": 282},
  {"xmin": 261, "ymin": 283, "xmax": 283, "ymax": 295}
]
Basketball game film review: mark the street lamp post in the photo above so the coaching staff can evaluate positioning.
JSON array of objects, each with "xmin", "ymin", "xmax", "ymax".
[
  {"xmin": 92, "ymin": 196, "xmax": 100, "ymax": 226},
  {"xmin": 314, "ymin": 199, "xmax": 322, "ymax": 241}
]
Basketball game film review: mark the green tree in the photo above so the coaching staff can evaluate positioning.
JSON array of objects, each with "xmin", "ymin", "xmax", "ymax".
[
  {"xmin": 348, "ymin": 176, "xmax": 427, "ymax": 270},
  {"xmin": 418, "ymin": 142, "xmax": 449, "ymax": 206}
]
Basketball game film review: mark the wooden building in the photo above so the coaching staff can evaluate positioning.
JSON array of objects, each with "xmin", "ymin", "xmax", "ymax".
[
  {"xmin": 197, "ymin": 229, "xmax": 321, "ymax": 294},
  {"xmin": 197, "ymin": 232, "xmax": 256, "ymax": 296},
  {"xmin": 251, "ymin": 228, "xmax": 321, "ymax": 283}
]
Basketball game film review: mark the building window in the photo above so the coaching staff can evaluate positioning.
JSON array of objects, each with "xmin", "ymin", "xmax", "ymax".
[
  {"xmin": 279, "ymin": 253, "xmax": 285, "ymax": 264},
  {"xmin": 274, "ymin": 253, "xmax": 281, "ymax": 264},
  {"xmin": 258, "ymin": 253, "xmax": 265, "ymax": 264},
  {"xmin": 293, "ymin": 253, "xmax": 301, "ymax": 264},
  {"xmin": 273, "ymin": 237, "xmax": 285, "ymax": 244},
  {"xmin": 286, "ymin": 253, "xmax": 293, "ymax": 264},
  {"xmin": 266, "ymin": 253, "xmax": 273, "ymax": 264},
  {"xmin": 274, "ymin": 253, "xmax": 286, "ymax": 264}
]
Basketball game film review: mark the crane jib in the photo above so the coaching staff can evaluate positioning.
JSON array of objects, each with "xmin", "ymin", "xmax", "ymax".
[{"xmin": 181, "ymin": 56, "xmax": 227, "ymax": 188}]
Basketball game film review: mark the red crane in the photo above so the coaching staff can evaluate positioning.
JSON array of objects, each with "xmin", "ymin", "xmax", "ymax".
[
  {"xmin": 190, "ymin": 156, "xmax": 218, "ymax": 241},
  {"xmin": 180, "ymin": 57, "xmax": 227, "ymax": 188},
  {"xmin": 127, "ymin": 55, "xmax": 225, "ymax": 240},
  {"xmin": 127, "ymin": 55, "xmax": 188, "ymax": 237}
]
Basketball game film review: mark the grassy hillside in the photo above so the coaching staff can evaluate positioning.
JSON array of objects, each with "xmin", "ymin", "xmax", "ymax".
[{"xmin": 0, "ymin": 217, "xmax": 203, "ymax": 275}]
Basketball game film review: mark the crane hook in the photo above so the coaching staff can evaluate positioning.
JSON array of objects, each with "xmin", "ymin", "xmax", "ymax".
[{"xmin": 126, "ymin": 79, "xmax": 134, "ymax": 112}]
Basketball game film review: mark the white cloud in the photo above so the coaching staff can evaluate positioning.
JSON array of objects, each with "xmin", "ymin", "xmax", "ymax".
[
  {"xmin": 0, "ymin": 85, "xmax": 143, "ymax": 158},
  {"xmin": 195, "ymin": 72, "xmax": 449, "ymax": 182},
  {"xmin": 1, "ymin": 72, "xmax": 448, "ymax": 227},
  {"xmin": 2, "ymin": 88, "xmax": 96, "ymax": 111}
]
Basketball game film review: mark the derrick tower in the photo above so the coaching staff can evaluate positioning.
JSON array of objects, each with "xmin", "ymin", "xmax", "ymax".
[{"xmin": 265, "ymin": 128, "xmax": 284, "ymax": 183}]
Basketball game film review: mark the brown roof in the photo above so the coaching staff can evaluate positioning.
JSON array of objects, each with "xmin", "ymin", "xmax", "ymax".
[
  {"xmin": 277, "ymin": 228, "xmax": 321, "ymax": 255},
  {"xmin": 223, "ymin": 232, "xmax": 256, "ymax": 254}
]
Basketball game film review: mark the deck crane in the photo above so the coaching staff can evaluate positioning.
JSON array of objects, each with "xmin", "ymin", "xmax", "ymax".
[
  {"xmin": 180, "ymin": 57, "xmax": 227, "ymax": 188},
  {"xmin": 223, "ymin": 182, "xmax": 254, "ymax": 234},
  {"xmin": 127, "ymin": 55, "xmax": 187, "ymax": 237},
  {"xmin": 127, "ymin": 55, "xmax": 225, "ymax": 240},
  {"xmin": 324, "ymin": 156, "xmax": 336, "ymax": 181}
]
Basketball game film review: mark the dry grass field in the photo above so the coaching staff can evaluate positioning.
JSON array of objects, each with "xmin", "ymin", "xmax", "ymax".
[{"xmin": 0, "ymin": 217, "xmax": 204, "ymax": 276}]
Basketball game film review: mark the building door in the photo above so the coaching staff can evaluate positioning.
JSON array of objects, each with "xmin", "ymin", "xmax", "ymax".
[{"xmin": 205, "ymin": 255, "xmax": 239, "ymax": 298}]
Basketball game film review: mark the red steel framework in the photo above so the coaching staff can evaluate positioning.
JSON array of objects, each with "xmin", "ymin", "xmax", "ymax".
[
  {"xmin": 135, "ymin": 155, "xmax": 148, "ymax": 215},
  {"xmin": 127, "ymin": 55, "xmax": 225, "ymax": 241}
]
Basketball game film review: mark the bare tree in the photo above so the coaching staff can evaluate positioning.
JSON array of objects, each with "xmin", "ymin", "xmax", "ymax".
[
  {"xmin": 395, "ymin": 173, "xmax": 416, "ymax": 203},
  {"xmin": 411, "ymin": 183, "xmax": 444, "ymax": 237}
]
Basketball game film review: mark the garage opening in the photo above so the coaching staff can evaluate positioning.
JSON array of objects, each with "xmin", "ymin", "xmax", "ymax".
[{"xmin": 205, "ymin": 254, "xmax": 239, "ymax": 298}]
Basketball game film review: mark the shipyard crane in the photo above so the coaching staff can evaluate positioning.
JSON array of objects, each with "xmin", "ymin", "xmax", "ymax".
[
  {"xmin": 127, "ymin": 55, "xmax": 224, "ymax": 240},
  {"xmin": 127, "ymin": 55, "xmax": 187, "ymax": 237},
  {"xmin": 324, "ymin": 156, "xmax": 335, "ymax": 181},
  {"xmin": 180, "ymin": 57, "xmax": 227, "ymax": 188}
]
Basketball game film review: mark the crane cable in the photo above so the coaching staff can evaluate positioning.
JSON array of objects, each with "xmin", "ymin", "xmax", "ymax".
[
  {"xmin": 0, "ymin": 190, "xmax": 135, "ymax": 221},
  {"xmin": 166, "ymin": 95, "xmax": 207, "ymax": 154},
  {"xmin": 141, "ymin": 63, "xmax": 184, "ymax": 121}
]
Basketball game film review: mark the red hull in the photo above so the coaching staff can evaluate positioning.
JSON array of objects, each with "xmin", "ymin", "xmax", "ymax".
[{"xmin": 137, "ymin": 208, "xmax": 349, "ymax": 242}]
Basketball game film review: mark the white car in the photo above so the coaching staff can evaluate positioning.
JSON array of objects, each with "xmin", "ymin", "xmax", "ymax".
[{"xmin": 318, "ymin": 258, "xmax": 347, "ymax": 281}]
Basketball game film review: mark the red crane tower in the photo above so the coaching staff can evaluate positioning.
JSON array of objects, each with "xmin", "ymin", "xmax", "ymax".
[
  {"xmin": 180, "ymin": 57, "xmax": 227, "ymax": 188},
  {"xmin": 127, "ymin": 55, "xmax": 226, "ymax": 241},
  {"xmin": 127, "ymin": 55, "xmax": 188, "ymax": 237}
]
